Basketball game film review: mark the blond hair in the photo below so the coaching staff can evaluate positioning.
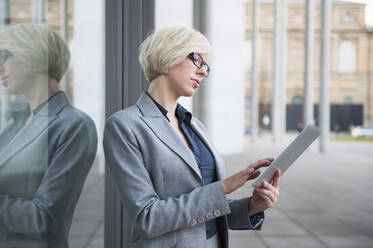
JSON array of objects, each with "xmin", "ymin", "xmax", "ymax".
[
  {"xmin": 0, "ymin": 23, "xmax": 70, "ymax": 82},
  {"xmin": 139, "ymin": 27, "xmax": 212, "ymax": 82}
]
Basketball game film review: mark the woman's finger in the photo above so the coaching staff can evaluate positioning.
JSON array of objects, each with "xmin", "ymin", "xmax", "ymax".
[
  {"xmin": 243, "ymin": 167, "xmax": 255, "ymax": 175},
  {"xmin": 271, "ymin": 169, "xmax": 281, "ymax": 189},
  {"xmin": 257, "ymin": 182, "xmax": 279, "ymax": 199},
  {"xmin": 249, "ymin": 158, "xmax": 274, "ymax": 170},
  {"xmin": 255, "ymin": 187, "xmax": 277, "ymax": 203},
  {"xmin": 247, "ymin": 170, "xmax": 261, "ymax": 180},
  {"xmin": 254, "ymin": 187, "xmax": 273, "ymax": 197},
  {"xmin": 262, "ymin": 181, "xmax": 280, "ymax": 197},
  {"xmin": 254, "ymin": 189, "xmax": 274, "ymax": 204}
]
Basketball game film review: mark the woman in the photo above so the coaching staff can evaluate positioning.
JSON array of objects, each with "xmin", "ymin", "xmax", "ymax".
[
  {"xmin": 103, "ymin": 27, "xmax": 280, "ymax": 248},
  {"xmin": 0, "ymin": 24, "xmax": 97, "ymax": 247}
]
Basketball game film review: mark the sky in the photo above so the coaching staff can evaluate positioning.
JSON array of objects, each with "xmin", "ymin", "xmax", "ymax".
[{"xmin": 341, "ymin": 0, "xmax": 373, "ymax": 26}]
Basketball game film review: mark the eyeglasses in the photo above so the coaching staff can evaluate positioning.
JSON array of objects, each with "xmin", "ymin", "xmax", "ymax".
[
  {"xmin": 0, "ymin": 50, "xmax": 13, "ymax": 66},
  {"xmin": 187, "ymin": 52, "xmax": 210, "ymax": 77}
]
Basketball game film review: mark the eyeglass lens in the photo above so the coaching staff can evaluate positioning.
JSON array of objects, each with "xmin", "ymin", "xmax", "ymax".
[{"xmin": 191, "ymin": 53, "xmax": 209, "ymax": 74}]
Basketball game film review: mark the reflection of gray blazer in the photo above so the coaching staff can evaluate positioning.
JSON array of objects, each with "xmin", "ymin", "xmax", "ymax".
[
  {"xmin": 103, "ymin": 92, "xmax": 263, "ymax": 248},
  {"xmin": 0, "ymin": 92, "xmax": 98, "ymax": 248}
]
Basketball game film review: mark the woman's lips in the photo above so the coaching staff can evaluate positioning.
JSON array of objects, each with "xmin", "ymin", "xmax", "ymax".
[
  {"xmin": 191, "ymin": 79, "xmax": 200, "ymax": 85},
  {"xmin": 191, "ymin": 79, "xmax": 200, "ymax": 89}
]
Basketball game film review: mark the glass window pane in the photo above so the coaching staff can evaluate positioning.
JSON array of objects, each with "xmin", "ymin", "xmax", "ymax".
[{"xmin": 0, "ymin": 1, "xmax": 105, "ymax": 247}]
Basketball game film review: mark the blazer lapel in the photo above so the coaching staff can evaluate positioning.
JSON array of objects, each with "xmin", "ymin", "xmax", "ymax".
[
  {"xmin": 0, "ymin": 92, "xmax": 68, "ymax": 167},
  {"xmin": 190, "ymin": 119, "xmax": 226, "ymax": 180},
  {"xmin": 137, "ymin": 93, "xmax": 202, "ymax": 181}
]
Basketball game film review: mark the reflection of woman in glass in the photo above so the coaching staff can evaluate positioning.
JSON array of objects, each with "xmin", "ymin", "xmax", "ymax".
[
  {"xmin": 0, "ymin": 24, "xmax": 97, "ymax": 247},
  {"xmin": 104, "ymin": 27, "xmax": 280, "ymax": 248}
]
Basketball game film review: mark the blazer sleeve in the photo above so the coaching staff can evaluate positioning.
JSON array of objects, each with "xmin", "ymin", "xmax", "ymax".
[
  {"xmin": 0, "ymin": 116, "xmax": 98, "ymax": 238},
  {"xmin": 103, "ymin": 116, "xmax": 232, "ymax": 240},
  {"xmin": 226, "ymin": 198, "xmax": 264, "ymax": 230}
]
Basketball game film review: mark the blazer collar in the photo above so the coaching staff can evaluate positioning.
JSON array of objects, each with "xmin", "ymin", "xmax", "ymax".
[
  {"xmin": 0, "ymin": 91, "xmax": 69, "ymax": 167},
  {"xmin": 136, "ymin": 92, "xmax": 203, "ymax": 181},
  {"xmin": 36, "ymin": 91, "xmax": 70, "ymax": 117},
  {"xmin": 136, "ymin": 92, "xmax": 165, "ymax": 118}
]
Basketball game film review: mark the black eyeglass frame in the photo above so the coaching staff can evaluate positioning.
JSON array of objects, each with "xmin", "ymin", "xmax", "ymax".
[
  {"xmin": 0, "ymin": 50, "xmax": 13, "ymax": 66},
  {"xmin": 187, "ymin": 52, "xmax": 210, "ymax": 77}
]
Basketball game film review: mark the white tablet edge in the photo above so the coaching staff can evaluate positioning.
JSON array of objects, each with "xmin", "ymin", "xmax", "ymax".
[{"xmin": 251, "ymin": 125, "xmax": 321, "ymax": 187}]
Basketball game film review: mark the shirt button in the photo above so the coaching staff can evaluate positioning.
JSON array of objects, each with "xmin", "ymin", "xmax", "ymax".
[
  {"xmin": 190, "ymin": 219, "xmax": 197, "ymax": 227},
  {"xmin": 197, "ymin": 216, "xmax": 205, "ymax": 224},
  {"xmin": 213, "ymin": 209, "xmax": 221, "ymax": 217},
  {"xmin": 206, "ymin": 212, "xmax": 213, "ymax": 220}
]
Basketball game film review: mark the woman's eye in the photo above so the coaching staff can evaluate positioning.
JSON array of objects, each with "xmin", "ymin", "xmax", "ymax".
[{"xmin": 195, "ymin": 57, "xmax": 202, "ymax": 65}]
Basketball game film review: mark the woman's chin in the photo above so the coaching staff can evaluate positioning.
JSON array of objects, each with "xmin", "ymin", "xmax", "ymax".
[
  {"xmin": 3, "ymin": 85, "xmax": 24, "ymax": 95},
  {"xmin": 183, "ymin": 89, "xmax": 195, "ymax": 97}
]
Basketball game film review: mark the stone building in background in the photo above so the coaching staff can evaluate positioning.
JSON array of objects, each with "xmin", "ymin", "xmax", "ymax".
[
  {"xmin": 3, "ymin": 0, "xmax": 372, "ymax": 133},
  {"xmin": 245, "ymin": 0, "xmax": 373, "ymax": 131}
]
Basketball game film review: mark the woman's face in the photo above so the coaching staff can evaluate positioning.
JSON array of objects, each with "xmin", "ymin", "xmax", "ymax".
[
  {"xmin": 166, "ymin": 53, "xmax": 209, "ymax": 97},
  {"xmin": 0, "ymin": 51, "xmax": 35, "ymax": 95}
]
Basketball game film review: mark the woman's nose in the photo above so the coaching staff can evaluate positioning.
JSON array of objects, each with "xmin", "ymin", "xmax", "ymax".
[{"xmin": 197, "ymin": 67, "xmax": 208, "ymax": 77}]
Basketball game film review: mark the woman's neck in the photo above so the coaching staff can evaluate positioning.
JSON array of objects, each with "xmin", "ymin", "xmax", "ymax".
[
  {"xmin": 24, "ymin": 75, "xmax": 60, "ymax": 110},
  {"xmin": 148, "ymin": 76, "xmax": 179, "ymax": 119}
]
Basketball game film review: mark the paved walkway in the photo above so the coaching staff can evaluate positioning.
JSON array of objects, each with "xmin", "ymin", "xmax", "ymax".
[
  {"xmin": 228, "ymin": 134, "xmax": 373, "ymax": 248},
  {"xmin": 69, "ymin": 134, "xmax": 373, "ymax": 248}
]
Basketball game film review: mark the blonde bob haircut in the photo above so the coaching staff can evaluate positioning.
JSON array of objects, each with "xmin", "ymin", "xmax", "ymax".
[
  {"xmin": 0, "ymin": 23, "xmax": 70, "ymax": 82},
  {"xmin": 139, "ymin": 27, "xmax": 213, "ymax": 83}
]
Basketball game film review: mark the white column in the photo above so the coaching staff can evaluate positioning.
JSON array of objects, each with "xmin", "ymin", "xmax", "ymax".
[
  {"xmin": 197, "ymin": 0, "xmax": 246, "ymax": 154},
  {"xmin": 279, "ymin": 0, "xmax": 287, "ymax": 138},
  {"xmin": 32, "ymin": 0, "xmax": 45, "ymax": 24},
  {"xmin": 272, "ymin": 0, "xmax": 282, "ymax": 143},
  {"xmin": 0, "ymin": 0, "xmax": 10, "ymax": 131},
  {"xmin": 74, "ymin": 0, "xmax": 105, "ymax": 172},
  {"xmin": 251, "ymin": 0, "xmax": 259, "ymax": 142},
  {"xmin": 304, "ymin": 0, "xmax": 315, "ymax": 126},
  {"xmin": 319, "ymin": 0, "xmax": 331, "ymax": 153},
  {"xmin": 61, "ymin": 0, "xmax": 70, "ymax": 96},
  {"xmin": 155, "ymin": 0, "xmax": 194, "ymax": 112}
]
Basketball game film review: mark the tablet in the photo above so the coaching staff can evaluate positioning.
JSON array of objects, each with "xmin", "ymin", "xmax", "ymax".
[{"xmin": 251, "ymin": 124, "xmax": 321, "ymax": 187}]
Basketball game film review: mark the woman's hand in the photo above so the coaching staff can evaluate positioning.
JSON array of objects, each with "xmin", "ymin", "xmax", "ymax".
[
  {"xmin": 248, "ymin": 169, "xmax": 281, "ymax": 216},
  {"xmin": 221, "ymin": 158, "xmax": 274, "ymax": 194}
]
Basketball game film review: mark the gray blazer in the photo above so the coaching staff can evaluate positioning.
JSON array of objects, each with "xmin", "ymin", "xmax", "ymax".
[
  {"xmin": 0, "ymin": 92, "xmax": 98, "ymax": 248},
  {"xmin": 103, "ymin": 92, "xmax": 263, "ymax": 248}
]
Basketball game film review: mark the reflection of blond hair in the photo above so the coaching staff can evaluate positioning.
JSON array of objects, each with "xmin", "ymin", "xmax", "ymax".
[
  {"xmin": 0, "ymin": 24, "xmax": 70, "ymax": 82},
  {"xmin": 139, "ymin": 27, "xmax": 212, "ymax": 83}
]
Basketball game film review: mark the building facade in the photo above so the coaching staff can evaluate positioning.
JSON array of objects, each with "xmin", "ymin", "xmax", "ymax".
[{"xmin": 245, "ymin": 0, "xmax": 373, "ymax": 130}]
